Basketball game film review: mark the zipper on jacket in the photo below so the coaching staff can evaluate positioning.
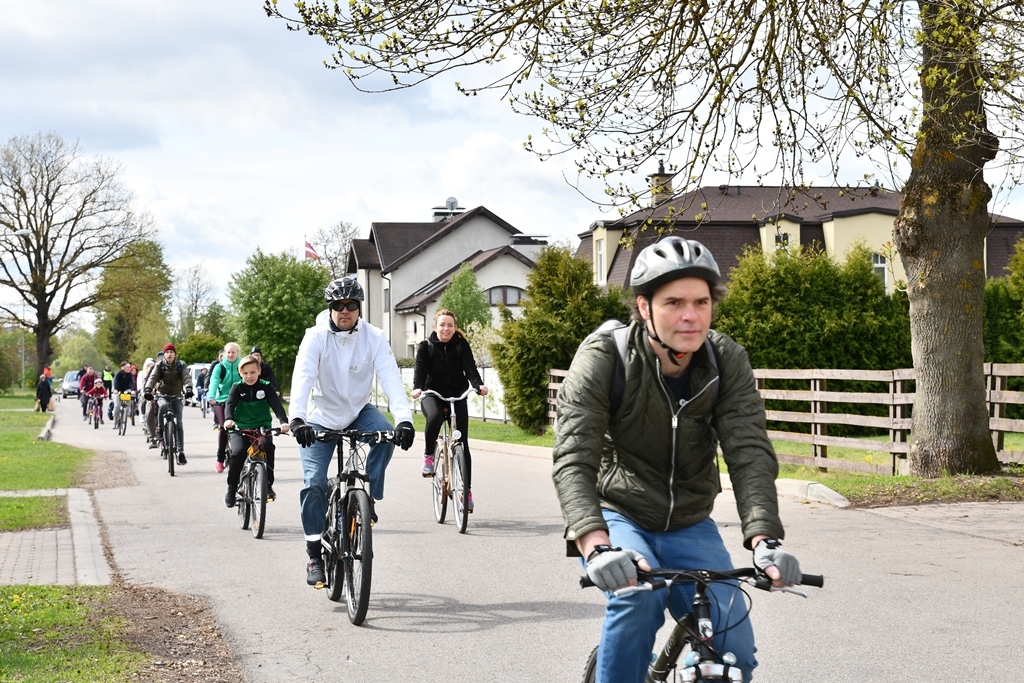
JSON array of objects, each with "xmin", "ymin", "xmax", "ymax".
[{"xmin": 657, "ymin": 358, "xmax": 719, "ymax": 531}]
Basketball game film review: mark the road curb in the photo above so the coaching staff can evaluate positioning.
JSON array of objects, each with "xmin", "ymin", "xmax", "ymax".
[{"xmin": 37, "ymin": 414, "xmax": 56, "ymax": 441}]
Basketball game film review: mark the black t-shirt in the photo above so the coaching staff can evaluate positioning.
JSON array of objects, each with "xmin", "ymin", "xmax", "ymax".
[{"xmin": 662, "ymin": 364, "xmax": 694, "ymax": 404}]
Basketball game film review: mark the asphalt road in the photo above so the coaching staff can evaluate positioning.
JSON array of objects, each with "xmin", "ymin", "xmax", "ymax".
[{"xmin": 55, "ymin": 399, "xmax": 1024, "ymax": 682}]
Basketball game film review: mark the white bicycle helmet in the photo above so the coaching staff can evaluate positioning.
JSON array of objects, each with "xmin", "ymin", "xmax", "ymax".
[{"xmin": 630, "ymin": 237, "xmax": 720, "ymax": 296}]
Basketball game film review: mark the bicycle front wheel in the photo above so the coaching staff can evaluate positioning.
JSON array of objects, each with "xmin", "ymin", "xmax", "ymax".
[
  {"xmin": 344, "ymin": 489, "xmax": 373, "ymax": 625},
  {"xmin": 251, "ymin": 462, "xmax": 268, "ymax": 539},
  {"xmin": 166, "ymin": 422, "xmax": 176, "ymax": 477},
  {"xmin": 582, "ymin": 646, "xmax": 597, "ymax": 683},
  {"xmin": 117, "ymin": 411, "xmax": 127, "ymax": 436},
  {"xmin": 431, "ymin": 442, "xmax": 447, "ymax": 524},
  {"xmin": 238, "ymin": 464, "xmax": 251, "ymax": 530},
  {"xmin": 451, "ymin": 443, "xmax": 469, "ymax": 534},
  {"xmin": 325, "ymin": 489, "xmax": 344, "ymax": 601}
]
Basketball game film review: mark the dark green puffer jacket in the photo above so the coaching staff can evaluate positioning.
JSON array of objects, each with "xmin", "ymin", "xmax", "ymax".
[{"xmin": 552, "ymin": 321, "xmax": 783, "ymax": 555}]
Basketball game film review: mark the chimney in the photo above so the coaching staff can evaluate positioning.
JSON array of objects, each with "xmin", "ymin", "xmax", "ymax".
[{"xmin": 648, "ymin": 158, "xmax": 673, "ymax": 208}]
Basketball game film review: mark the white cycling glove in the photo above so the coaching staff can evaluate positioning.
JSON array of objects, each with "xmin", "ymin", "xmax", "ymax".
[
  {"xmin": 753, "ymin": 539, "xmax": 801, "ymax": 584},
  {"xmin": 585, "ymin": 546, "xmax": 647, "ymax": 592}
]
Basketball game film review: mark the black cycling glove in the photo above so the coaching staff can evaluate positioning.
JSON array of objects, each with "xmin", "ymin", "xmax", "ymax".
[
  {"xmin": 395, "ymin": 421, "xmax": 415, "ymax": 450},
  {"xmin": 290, "ymin": 418, "xmax": 316, "ymax": 448},
  {"xmin": 143, "ymin": 392, "xmax": 153, "ymax": 402}
]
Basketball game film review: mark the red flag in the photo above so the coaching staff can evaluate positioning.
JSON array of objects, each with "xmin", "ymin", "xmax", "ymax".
[{"xmin": 305, "ymin": 241, "xmax": 321, "ymax": 260}]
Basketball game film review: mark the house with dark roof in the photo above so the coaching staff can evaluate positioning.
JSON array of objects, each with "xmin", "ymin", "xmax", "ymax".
[
  {"xmin": 579, "ymin": 164, "xmax": 1024, "ymax": 293},
  {"xmin": 346, "ymin": 202, "xmax": 545, "ymax": 358}
]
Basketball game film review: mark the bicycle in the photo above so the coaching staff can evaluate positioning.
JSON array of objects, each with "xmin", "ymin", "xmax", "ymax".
[
  {"xmin": 198, "ymin": 388, "xmax": 209, "ymax": 419},
  {"xmin": 580, "ymin": 567, "xmax": 824, "ymax": 682},
  {"xmin": 313, "ymin": 427, "xmax": 396, "ymax": 625},
  {"xmin": 155, "ymin": 394, "xmax": 182, "ymax": 477},
  {"xmin": 88, "ymin": 395, "xmax": 104, "ymax": 429},
  {"xmin": 417, "ymin": 387, "xmax": 477, "ymax": 534},
  {"xmin": 229, "ymin": 427, "xmax": 280, "ymax": 540},
  {"xmin": 114, "ymin": 392, "xmax": 133, "ymax": 436}
]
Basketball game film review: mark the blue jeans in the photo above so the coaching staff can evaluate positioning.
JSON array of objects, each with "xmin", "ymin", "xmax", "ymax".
[
  {"xmin": 593, "ymin": 511, "xmax": 757, "ymax": 683},
  {"xmin": 299, "ymin": 403, "xmax": 395, "ymax": 541}
]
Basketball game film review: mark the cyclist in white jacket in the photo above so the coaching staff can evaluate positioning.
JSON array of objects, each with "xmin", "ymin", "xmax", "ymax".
[{"xmin": 289, "ymin": 276, "xmax": 416, "ymax": 587}]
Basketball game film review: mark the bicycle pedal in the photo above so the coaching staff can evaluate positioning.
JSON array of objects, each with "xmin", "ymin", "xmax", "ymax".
[{"xmin": 313, "ymin": 582, "xmax": 325, "ymax": 590}]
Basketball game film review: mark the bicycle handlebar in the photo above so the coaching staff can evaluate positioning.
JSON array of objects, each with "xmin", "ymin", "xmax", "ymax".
[
  {"xmin": 416, "ymin": 388, "xmax": 478, "ymax": 402},
  {"xmin": 226, "ymin": 426, "xmax": 283, "ymax": 437},
  {"xmin": 580, "ymin": 566, "xmax": 824, "ymax": 593},
  {"xmin": 313, "ymin": 428, "xmax": 397, "ymax": 443}
]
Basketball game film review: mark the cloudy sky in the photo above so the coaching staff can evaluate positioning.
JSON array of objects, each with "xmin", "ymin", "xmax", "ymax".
[
  {"xmin": 1, "ymin": 0, "xmax": 622, "ymax": 304},
  {"xmin": 5, "ymin": 1, "xmax": 1024, "ymax": 314}
]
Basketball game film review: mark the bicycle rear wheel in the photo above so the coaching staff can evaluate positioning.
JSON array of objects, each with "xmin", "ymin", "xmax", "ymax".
[
  {"xmin": 251, "ymin": 461, "xmax": 268, "ymax": 539},
  {"xmin": 431, "ymin": 442, "xmax": 448, "ymax": 524},
  {"xmin": 117, "ymin": 410, "xmax": 127, "ymax": 436},
  {"xmin": 451, "ymin": 443, "xmax": 469, "ymax": 534},
  {"xmin": 344, "ymin": 489, "xmax": 373, "ymax": 625},
  {"xmin": 325, "ymin": 489, "xmax": 344, "ymax": 601},
  {"xmin": 238, "ymin": 464, "xmax": 251, "ymax": 530}
]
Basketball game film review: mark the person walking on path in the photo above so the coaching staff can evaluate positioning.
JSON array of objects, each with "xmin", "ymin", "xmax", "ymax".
[{"xmin": 35, "ymin": 373, "xmax": 53, "ymax": 412}]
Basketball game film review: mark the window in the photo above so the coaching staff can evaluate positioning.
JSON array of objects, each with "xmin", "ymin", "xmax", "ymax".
[
  {"xmin": 872, "ymin": 253, "xmax": 887, "ymax": 288},
  {"xmin": 384, "ymin": 288, "xmax": 391, "ymax": 313},
  {"xmin": 487, "ymin": 286, "xmax": 526, "ymax": 306},
  {"xmin": 596, "ymin": 239, "xmax": 606, "ymax": 285}
]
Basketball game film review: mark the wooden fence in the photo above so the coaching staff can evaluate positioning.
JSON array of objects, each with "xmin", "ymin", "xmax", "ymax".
[{"xmin": 547, "ymin": 364, "xmax": 1024, "ymax": 476}]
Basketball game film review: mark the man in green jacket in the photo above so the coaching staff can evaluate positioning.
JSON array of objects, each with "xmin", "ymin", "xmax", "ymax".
[{"xmin": 553, "ymin": 237, "xmax": 802, "ymax": 683}]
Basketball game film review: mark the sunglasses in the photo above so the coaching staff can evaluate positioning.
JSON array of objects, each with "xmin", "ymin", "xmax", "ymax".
[{"xmin": 330, "ymin": 300, "xmax": 360, "ymax": 312}]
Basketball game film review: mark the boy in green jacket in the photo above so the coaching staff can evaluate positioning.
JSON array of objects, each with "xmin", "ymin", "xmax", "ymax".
[{"xmin": 223, "ymin": 354, "xmax": 290, "ymax": 508}]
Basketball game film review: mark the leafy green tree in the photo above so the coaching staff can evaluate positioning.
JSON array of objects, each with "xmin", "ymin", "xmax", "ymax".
[
  {"xmin": 228, "ymin": 249, "xmax": 329, "ymax": 387},
  {"xmin": 94, "ymin": 240, "xmax": 173, "ymax": 364},
  {"xmin": 132, "ymin": 307, "xmax": 173, "ymax": 365},
  {"xmin": 715, "ymin": 244, "xmax": 912, "ymax": 372},
  {"xmin": 438, "ymin": 263, "xmax": 492, "ymax": 331},
  {"xmin": 197, "ymin": 301, "xmax": 231, "ymax": 340},
  {"xmin": 491, "ymin": 245, "xmax": 629, "ymax": 433},
  {"xmin": 265, "ymin": 0, "xmax": 1022, "ymax": 477},
  {"xmin": 176, "ymin": 333, "xmax": 226, "ymax": 366},
  {"xmin": 53, "ymin": 328, "xmax": 106, "ymax": 376}
]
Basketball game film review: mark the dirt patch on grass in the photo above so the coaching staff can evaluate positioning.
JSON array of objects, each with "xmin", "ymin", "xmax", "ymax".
[
  {"xmin": 77, "ymin": 449, "xmax": 138, "ymax": 490},
  {"xmin": 79, "ymin": 451, "xmax": 247, "ymax": 682},
  {"xmin": 95, "ymin": 582, "xmax": 247, "ymax": 682}
]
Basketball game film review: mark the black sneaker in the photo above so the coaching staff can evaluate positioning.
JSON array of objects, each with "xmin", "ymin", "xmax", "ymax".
[
  {"xmin": 224, "ymin": 489, "xmax": 235, "ymax": 508},
  {"xmin": 177, "ymin": 453, "xmax": 187, "ymax": 466},
  {"xmin": 370, "ymin": 499, "xmax": 378, "ymax": 525},
  {"xmin": 306, "ymin": 558, "xmax": 326, "ymax": 587},
  {"xmin": 148, "ymin": 441, "xmax": 158, "ymax": 449}
]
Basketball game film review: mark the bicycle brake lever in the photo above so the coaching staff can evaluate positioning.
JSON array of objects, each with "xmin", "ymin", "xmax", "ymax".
[
  {"xmin": 770, "ymin": 586, "xmax": 808, "ymax": 598},
  {"xmin": 611, "ymin": 584, "xmax": 653, "ymax": 597}
]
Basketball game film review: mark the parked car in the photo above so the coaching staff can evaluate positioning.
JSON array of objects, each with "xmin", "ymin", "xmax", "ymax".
[
  {"xmin": 186, "ymin": 363, "xmax": 210, "ymax": 406},
  {"xmin": 61, "ymin": 370, "xmax": 80, "ymax": 398}
]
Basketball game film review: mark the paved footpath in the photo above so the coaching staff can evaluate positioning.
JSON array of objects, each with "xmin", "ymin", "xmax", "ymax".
[{"xmin": 5, "ymin": 399, "xmax": 1024, "ymax": 682}]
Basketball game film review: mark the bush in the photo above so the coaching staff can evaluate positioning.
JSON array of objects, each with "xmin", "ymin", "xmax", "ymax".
[
  {"xmin": 175, "ymin": 333, "xmax": 226, "ymax": 365},
  {"xmin": 714, "ymin": 244, "xmax": 912, "ymax": 435},
  {"xmin": 491, "ymin": 245, "xmax": 629, "ymax": 433}
]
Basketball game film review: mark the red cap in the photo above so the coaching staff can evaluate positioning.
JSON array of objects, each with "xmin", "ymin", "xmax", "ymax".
[{"xmin": 162, "ymin": 343, "xmax": 176, "ymax": 354}]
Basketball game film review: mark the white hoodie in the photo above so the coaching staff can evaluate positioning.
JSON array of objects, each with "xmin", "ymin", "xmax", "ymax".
[{"xmin": 289, "ymin": 309, "xmax": 412, "ymax": 430}]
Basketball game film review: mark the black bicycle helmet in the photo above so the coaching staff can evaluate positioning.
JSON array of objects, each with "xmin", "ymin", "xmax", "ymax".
[
  {"xmin": 324, "ymin": 276, "xmax": 364, "ymax": 303},
  {"xmin": 630, "ymin": 237, "xmax": 720, "ymax": 296}
]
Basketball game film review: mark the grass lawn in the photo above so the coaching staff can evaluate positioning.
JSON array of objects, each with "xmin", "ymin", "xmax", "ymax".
[
  {"xmin": 0, "ymin": 586, "xmax": 149, "ymax": 682},
  {"xmin": 0, "ymin": 401, "xmax": 93, "ymax": 531}
]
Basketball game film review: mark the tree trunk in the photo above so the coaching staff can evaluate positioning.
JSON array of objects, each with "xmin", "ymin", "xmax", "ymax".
[
  {"xmin": 34, "ymin": 306, "xmax": 54, "ymax": 378},
  {"xmin": 893, "ymin": 1, "xmax": 1000, "ymax": 477}
]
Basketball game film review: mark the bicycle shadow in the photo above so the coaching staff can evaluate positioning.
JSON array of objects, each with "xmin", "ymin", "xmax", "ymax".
[{"xmin": 339, "ymin": 593, "xmax": 604, "ymax": 633}]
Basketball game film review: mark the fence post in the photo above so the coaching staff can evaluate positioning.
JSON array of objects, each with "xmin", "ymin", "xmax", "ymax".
[
  {"xmin": 889, "ymin": 371, "xmax": 911, "ymax": 475},
  {"xmin": 989, "ymin": 364, "xmax": 1006, "ymax": 453},
  {"xmin": 811, "ymin": 374, "xmax": 828, "ymax": 472}
]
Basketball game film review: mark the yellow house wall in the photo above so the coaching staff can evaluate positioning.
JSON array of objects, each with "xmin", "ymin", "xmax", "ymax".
[
  {"xmin": 591, "ymin": 225, "xmax": 622, "ymax": 285},
  {"xmin": 823, "ymin": 213, "xmax": 907, "ymax": 292},
  {"xmin": 759, "ymin": 218, "xmax": 802, "ymax": 256}
]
